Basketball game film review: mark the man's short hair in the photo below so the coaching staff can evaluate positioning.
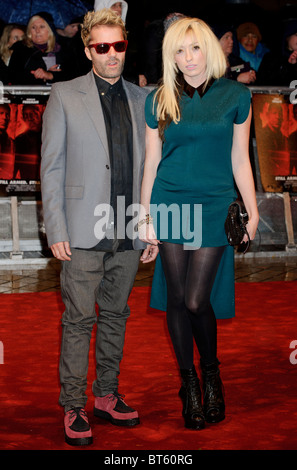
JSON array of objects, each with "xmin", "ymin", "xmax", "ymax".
[{"xmin": 81, "ymin": 8, "xmax": 127, "ymax": 46}]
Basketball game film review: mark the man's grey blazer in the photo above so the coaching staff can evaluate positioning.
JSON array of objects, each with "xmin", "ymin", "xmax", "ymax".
[{"xmin": 41, "ymin": 71, "xmax": 150, "ymax": 250}]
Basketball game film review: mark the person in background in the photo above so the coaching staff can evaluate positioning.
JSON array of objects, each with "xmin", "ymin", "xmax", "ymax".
[
  {"xmin": 56, "ymin": 16, "xmax": 90, "ymax": 79},
  {"xmin": 94, "ymin": 0, "xmax": 128, "ymax": 23},
  {"xmin": 138, "ymin": 12, "xmax": 185, "ymax": 88},
  {"xmin": 0, "ymin": 24, "xmax": 25, "ymax": 65},
  {"xmin": 56, "ymin": 20, "xmax": 80, "ymax": 40},
  {"xmin": 285, "ymin": 21, "xmax": 297, "ymax": 73},
  {"xmin": 0, "ymin": 24, "xmax": 25, "ymax": 83},
  {"xmin": 41, "ymin": 9, "xmax": 150, "ymax": 446},
  {"xmin": 8, "ymin": 12, "xmax": 68, "ymax": 85},
  {"xmin": 237, "ymin": 21, "xmax": 269, "ymax": 72},
  {"xmin": 212, "ymin": 23, "xmax": 256, "ymax": 84},
  {"xmin": 139, "ymin": 16, "xmax": 258, "ymax": 431},
  {"xmin": 257, "ymin": 19, "xmax": 297, "ymax": 86}
]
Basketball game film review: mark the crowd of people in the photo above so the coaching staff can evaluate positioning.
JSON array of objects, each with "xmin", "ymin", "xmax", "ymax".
[
  {"xmin": 0, "ymin": 11, "xmax": 90, "ymax": 85},
  {"xmin": 1, "ymin": 2, "xmax": 297, "ymax": 87}
]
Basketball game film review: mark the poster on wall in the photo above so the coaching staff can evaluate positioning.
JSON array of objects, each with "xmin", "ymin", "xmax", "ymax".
[
  {"xmin": 0, "ymin": 92, "xmax": 48, "ymax": 194},
  {"xmin": 252, "ymin": 93, "xmax": 297, "ymax": 192}
]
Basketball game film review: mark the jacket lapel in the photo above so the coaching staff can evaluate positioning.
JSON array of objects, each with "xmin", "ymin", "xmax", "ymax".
[{"xmin": 79, "ymin": 71, "xmax": 109, "ymax": 157}]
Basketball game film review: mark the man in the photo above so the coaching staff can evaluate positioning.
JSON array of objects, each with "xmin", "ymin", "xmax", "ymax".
[
  {"xmin": 262, "ymin": 102, "xmax": 286, "ymax": 152},
  {"xmin": 56, "ymin": 19, "xmax": 81, "ymax": 39},
  {"xmin": 14, "ymin": 104, "xmax": 43, "ymax": 180},
  {"xmin": 0, "ymin": 104, "xmax": 14, "ymax": 179},
  {"xmin": 56, "ymin": 17, "xmax": 91, "ymax": 80},
  {"xmin": 288, "ymin": 104, "xmax": 297, "ymax": 175},
  {"xmin": 94, "ymin": 1, "xmax": 128, "ymax": 23},
  {"xmin": 41, "ymin": 9, "xmax": 152, "ymax": 446}
]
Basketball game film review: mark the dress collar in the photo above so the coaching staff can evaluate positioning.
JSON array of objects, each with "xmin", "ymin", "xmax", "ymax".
[{"xmin": 184, "ymin": 77, "xmax": 215, "ymax": 98}]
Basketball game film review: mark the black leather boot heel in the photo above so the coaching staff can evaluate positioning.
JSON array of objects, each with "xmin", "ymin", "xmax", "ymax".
[
  {"xmin": 201, "ymin": 361, "xmax": 225, "ymax": 424},
  {"xmin": 179, "ymin": 366, "xmax": 205, "ymax": 430}
]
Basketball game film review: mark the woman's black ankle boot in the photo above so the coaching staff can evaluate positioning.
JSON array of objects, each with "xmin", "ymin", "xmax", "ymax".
[
  {"xmin": 201, "ymin": 360, "xmax": 225, "ymax": 424},
  {"xmin": 179, "ymin": 366, "xmax": 205, "ymax": 430}
]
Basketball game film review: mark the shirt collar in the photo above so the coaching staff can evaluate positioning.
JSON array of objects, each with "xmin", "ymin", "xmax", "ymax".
[{"xmin": 93, "ymin": 72, "xmax": 123, "ymax": 96}]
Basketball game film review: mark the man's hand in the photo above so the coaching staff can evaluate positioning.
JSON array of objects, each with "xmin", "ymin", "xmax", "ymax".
[{"xmin": 51, "ymin": 241, "xmax": 72, "ymax": 261}]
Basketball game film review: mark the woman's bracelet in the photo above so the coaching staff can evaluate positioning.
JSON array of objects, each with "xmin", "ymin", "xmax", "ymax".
[{"xmin": 137, "ymin": 214, "xmax": 153, "ymax": 230}]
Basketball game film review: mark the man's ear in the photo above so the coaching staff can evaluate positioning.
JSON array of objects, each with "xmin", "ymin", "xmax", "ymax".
[{"xmin": 85, "ymin": 46, "xmax": 92, "ymax": 61}]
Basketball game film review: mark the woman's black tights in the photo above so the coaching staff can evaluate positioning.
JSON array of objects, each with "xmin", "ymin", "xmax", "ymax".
[{"xmin": 158, "ymin": 243, "xmax": 226, "ymax": 370}]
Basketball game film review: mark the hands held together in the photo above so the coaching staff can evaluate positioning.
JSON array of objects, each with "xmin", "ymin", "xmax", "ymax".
[
  {"xmin": 50, "ymin": 215, "xmax": 160, "ymax": 264},
  {"xmin": 51, "ymin": 210, "xmax": 258, "ymax": 263},
  {"xmin": 138, "ymin": 214, "xmax": 160, "ymax": 263}
]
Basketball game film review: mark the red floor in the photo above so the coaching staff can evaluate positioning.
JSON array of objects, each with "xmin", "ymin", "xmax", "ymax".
[{"xmin": 1, "ymin": 282, "xmax": 297, "ymax": 451}]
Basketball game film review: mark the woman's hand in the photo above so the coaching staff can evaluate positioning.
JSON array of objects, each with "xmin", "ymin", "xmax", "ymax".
[
  {"xmin": 245, "ymin": 214, "xmax": 259, "ymax": 242},
  {"xmin": 49, "ymin": 64, "xmax": 61, "ymax": 72},
  {"xmin": 237, "ymin": 70, "xmax": 256, "ymax": 84},
  {"xmin": 288, "ymin": 51, "xmax": 297, "ymax": 64},
  {"xmin": 138, "ymin": 220, "xmax": 160, "ymax": 263},
  {"xmin": 240, "ymin": 214, "xmax": 259, "ymax": 247},
  {"xmin": 140, "ymin": 243, "xmax": 159, "ymax": 263},
  {"xmin": 31, "ymin": 68, "xmax": 54, "ymax": 81}
]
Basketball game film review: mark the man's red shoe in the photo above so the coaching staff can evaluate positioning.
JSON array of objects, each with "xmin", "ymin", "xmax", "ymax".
[
  {"xmin": 64, "ymin": 408, "xmax": 93, "ymax": 446},
  {"xmin": 94, "ymin": 392, "xmax": 140, "ymax": 426}
]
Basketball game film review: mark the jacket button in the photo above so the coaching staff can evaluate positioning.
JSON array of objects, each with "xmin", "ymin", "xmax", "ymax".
[{"xmin": 106, "ymin": 164, "xmax": 110, "ymax": 169}]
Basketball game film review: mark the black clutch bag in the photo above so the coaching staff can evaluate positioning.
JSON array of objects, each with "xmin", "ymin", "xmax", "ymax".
[{"xmin": 224, "ymin": 200, "xmax": 250, "ymax": 253}]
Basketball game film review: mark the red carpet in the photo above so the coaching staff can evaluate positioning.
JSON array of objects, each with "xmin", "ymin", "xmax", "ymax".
[{"xmin": 0, "ymin": 282, "xmax": 297, "ymax": 451}]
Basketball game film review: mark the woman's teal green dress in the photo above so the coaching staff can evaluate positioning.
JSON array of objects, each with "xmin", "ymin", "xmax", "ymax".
[{"xmin": 145, "ymin": 78, "xmax": 251, "ymax": 319}]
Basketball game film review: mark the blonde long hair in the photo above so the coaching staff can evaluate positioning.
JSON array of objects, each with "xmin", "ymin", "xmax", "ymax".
[
  {"xmin": 0, "ymin": 24, "xmax": 25, "ymax": 64},
  {"xmin": 154, "ymin": 17, "xmax": 227, "ymax": 134},
  {"xmin": 25, "ymin": 15, "xmax": 56, "ymax": 52}
]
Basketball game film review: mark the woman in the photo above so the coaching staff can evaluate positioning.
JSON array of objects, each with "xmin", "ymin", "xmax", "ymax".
[
  {"xmin": 139, "ymin": 17, "xmax": 259, "ymax": 430},
  {"xmin": 237, "ymin": 21, "xmax": 269, "ymax": 72},
  {"xmin": 0, "ymin": 24, "xmax": 25, "ymax": 83},
  {"xmin": 8, "ymin": 13, "xmax": 66, "ymax": 85},
  {"xmin": 0, "ymin": 24, "xmax": 25, "ymax": 65},
  {"xmin": 213, "ymin": 24, "xmax": 256, "ymax": 84}
]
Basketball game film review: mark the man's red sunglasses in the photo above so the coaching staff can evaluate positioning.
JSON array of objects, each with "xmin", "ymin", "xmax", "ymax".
[{"xmin": 88, "ymin": 40, "xmax": 128, "ymax": 54}]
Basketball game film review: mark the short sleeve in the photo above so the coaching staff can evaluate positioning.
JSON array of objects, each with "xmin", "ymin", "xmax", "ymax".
[
  {"xmin": 145, "ymin": 90, "xmax": 159, "ymax": 129},
  {"xmin": 234, "ymin": 86, "xmax": 251, "ymax": 125}
]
